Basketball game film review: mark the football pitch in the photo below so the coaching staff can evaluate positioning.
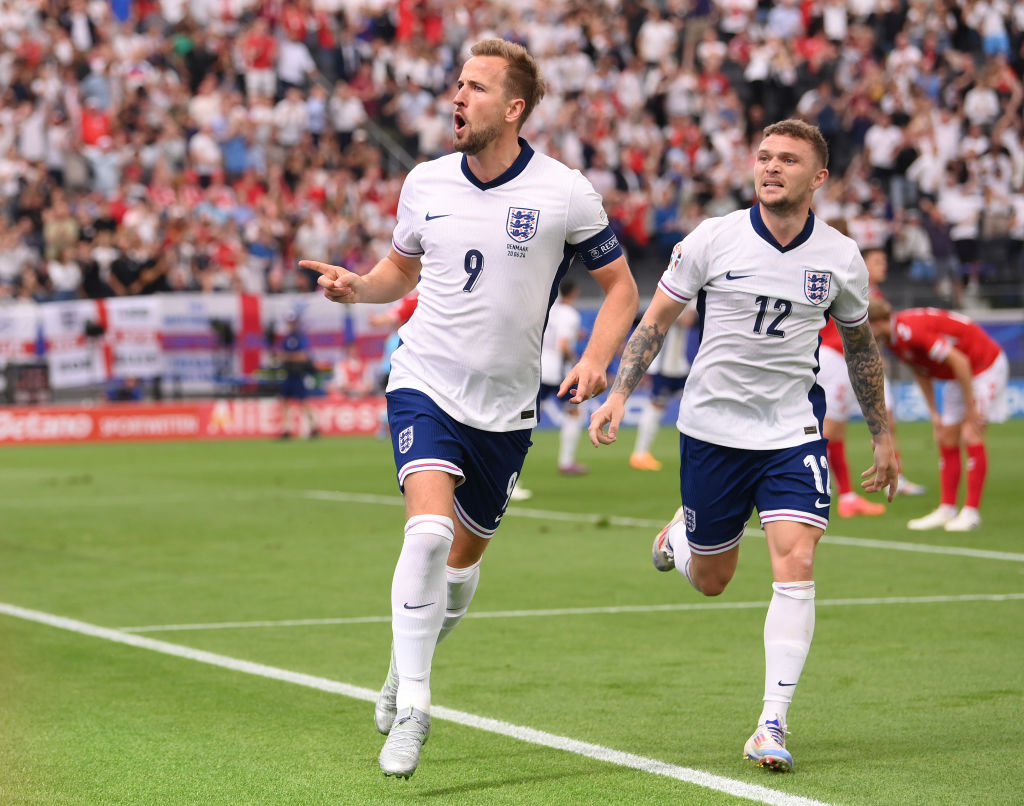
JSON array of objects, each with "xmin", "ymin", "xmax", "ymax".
[{"xmin": 2, "ymin": 421, "xmax": 1022, "ymax": 805}]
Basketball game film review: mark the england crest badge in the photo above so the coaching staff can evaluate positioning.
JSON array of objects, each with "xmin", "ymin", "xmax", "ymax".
[
  {"xmin": 398, "ymin": 426, "xmax": 414, "ymax": 454},
  {"xmin": 507, "ymin": 207, "xmax": 539, "ymax": 242},
  {"xmin": 804, "ymin": 270, "xmax": 832, "ymax": 305},
  {"xmin": 684, "ymin": 506, "xmax": 696, "ymax": 533}
]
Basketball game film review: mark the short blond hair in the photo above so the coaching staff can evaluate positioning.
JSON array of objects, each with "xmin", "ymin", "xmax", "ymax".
[
  {"xmin": 763, "ymin": 119, "xmax": 829, "ymax": 169},
  {"xmin": 470, "ymin": 39, "xmax": 547, "ymax": 127}
]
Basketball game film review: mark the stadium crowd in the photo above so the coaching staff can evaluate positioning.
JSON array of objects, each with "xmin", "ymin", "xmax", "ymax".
[{"xmin": 1, "ymin": 0, "xmax": 1023, "ymax": 308}]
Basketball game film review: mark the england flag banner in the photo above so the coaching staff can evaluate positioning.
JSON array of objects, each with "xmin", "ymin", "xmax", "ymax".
[
  {"xmin": 0, "ymin": 302, "xmax": 40, "ymax": 394},
  {"xmin": 41, "ymin": 300, "xmax": 106, "ymax": 389},
  {"xmin": 106, "ymin": 297, "xmax": 164, "ymax": 379}
]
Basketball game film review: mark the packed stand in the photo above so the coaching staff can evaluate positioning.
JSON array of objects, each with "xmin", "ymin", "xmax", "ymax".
[{"xmin": 0, "ymin": 0, "xmax": 1022, "ymax": 309}]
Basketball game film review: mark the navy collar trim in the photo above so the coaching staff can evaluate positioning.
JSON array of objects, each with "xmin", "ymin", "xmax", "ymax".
[
  {"xmin": 461, "ymin": 138, "xmax": 534, "ymax": 189},
  {"xmin": 749, "ymin": 204, "xmax": 815, "ymax": 252}
]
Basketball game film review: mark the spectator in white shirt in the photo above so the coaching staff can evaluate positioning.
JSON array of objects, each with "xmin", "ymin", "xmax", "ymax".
[
  {"xmin": 863, "ymin": 112, "xmax": 904, "ymax": 184},
  {"xmin": 47, "ymin": 246, "xmax": 82, "ymax": 300},
  {"xmin": 766, "ymin": 0, "xmax": 804, "ymax": 40},
  {"xmin": 276, "ymin": 33, "xmax": 317, "ymax": 94},
  {"xmin": 963, "ymin": 83, "xmax": 1000, "ymax": 130},
  {"xmin": 188, "ymin": 123, "xmax": 222, "ymax": 186},
  {"xmin": 636, "ymin": 8, "xmax": 678, "ymax": 66},
  {"xmin": 965, "ymin": 0, "xmax": 1011, "ymax": 58},
  {"xmin": 273, "ymin": 87, "xmax": 309, "ymax": 149}
]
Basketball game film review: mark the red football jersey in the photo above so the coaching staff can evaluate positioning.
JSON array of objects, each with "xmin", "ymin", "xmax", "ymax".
[
  {"xmin": 887, "ymin": 308, "xmax": 1001, "ymax": 379},
  {"xmin": 819, "ymin": 286, "xmax": 885, "ymax": 354},
  {"xmin": 392, "ymin": 292, "xmax": 419, "ymax": 325},
  {"xmin": 819, "ymin": 318, "xmax": 844, "ymax": 352}
]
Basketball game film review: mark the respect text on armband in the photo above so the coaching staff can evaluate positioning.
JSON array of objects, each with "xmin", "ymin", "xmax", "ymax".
[{"xmin": 588, "ymin": 235, "xmax": 619, "ymax": 260}]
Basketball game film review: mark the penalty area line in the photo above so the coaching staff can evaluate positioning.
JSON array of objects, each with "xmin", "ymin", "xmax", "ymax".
[{"xmin": 0, "ymin": 601, "xmax": 833, "ymax": 806}]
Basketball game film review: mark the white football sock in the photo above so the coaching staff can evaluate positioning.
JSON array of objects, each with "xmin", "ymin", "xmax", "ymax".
[
  {"xmin": 667, "ymin": 520, "xmax": 698, "ymax": 590},
  {"xmin": 633, "ymin": 401, "xmax": 662, "ymax": 456},
  {"xmin": 391, "ymin": 514, "xmax": 454, "ymax": 713},
  {"xmin": 436, "ymin": 561, "xmax": 481, "ymax": 645},
  {"xmin": 760, "ymin": 581, "xmax": 816, "ymax": 724},
  {"xmin": 558, "ymin": 414, "xmax": 582, "ymax": 467}
]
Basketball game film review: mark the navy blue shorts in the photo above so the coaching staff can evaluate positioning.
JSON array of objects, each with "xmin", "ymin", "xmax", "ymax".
[
  {"xmin": 538, "ymin": 382, "xmax": 562, "ymax": 403},
  {"xmin": 678, "ymin": 434, "xmax": 830, "ymax": 555},
  {"xmin": 386, "ymin": 389, "xmax": 533, "ymax": 538},
  {"xmin": 279, "ymin": 374, "xmax": 308, "ymax": 400},
  {"xmin": 650, "ymin": 373, "xmax": 687, "ymax": 404}
]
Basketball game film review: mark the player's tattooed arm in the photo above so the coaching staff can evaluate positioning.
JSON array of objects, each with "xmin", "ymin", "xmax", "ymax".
[
  {"xmin": 608, "ymin": 321, "xmax": 666, "ymax": 398},
  {"xmin": 839, "ymin": 321, "xmax": 890, "ymax": 437}
]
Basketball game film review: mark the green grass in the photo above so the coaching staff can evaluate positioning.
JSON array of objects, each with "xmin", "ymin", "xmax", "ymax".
[{"xmin": 1, "ymin": 421, "xmax": 1023, "ymax": 805}]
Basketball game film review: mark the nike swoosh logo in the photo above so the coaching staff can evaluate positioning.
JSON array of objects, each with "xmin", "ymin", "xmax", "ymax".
[
  {"xmin": 403, "ymin": 602, "xmax": 435, "ymax": 610},
  {"xmin": 777, "ymin": 680, "xmax": 797, "ymax": 687},
  {"xmin": 725, "ymin": 271, "xmax": 753, "ymax": 280},
  {"xmin": 425, "ymin": 213, "xmax": 451, "ymax": 221},
  {"xmin": 814, "ymin": 499, "xmax": 830, "ymax": 509}
]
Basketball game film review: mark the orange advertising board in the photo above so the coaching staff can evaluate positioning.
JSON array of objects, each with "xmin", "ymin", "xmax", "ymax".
[{"xmin": 0, "ymin": 397, "xmax": 386, "ymax": 445}]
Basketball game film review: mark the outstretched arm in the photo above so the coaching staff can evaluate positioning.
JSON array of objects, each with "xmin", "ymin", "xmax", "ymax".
[
  {"xmin": 299, "ymin": 247, "xmax": 421, "ymax": 305},
  {"xmin": 587, "ymin": 288, "xmax": 685, "ymax": 446},
  {"xmin": 559, "ymin": 256, "xmax": 639, "ymax": 403},
  {"xmin": 839, "ymin": 321, "xmax": 899, "ymax": 499}
]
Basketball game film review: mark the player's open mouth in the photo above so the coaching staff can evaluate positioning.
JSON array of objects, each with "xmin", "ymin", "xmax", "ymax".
[{"xmin": 454, "ymin": 112, "xmax": 467, "ymax": 133}]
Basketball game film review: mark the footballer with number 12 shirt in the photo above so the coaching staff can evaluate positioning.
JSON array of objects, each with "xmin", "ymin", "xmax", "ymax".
[{"xmin": 590, "ymin": 119, "xmax": 897, "ymax": 772}]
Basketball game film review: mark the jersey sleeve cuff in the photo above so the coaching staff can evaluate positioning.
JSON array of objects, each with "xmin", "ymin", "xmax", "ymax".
[
  {"xmin": 657, "ymin": 279, "xmax": 691, "ymax": 304},
  {"xmin": 831, "ymin": 311, "xmax": 868, "ymax": 327},
  {"xmin": 393, "ymin": 239, "xmax": 424, "ymax": 258}
]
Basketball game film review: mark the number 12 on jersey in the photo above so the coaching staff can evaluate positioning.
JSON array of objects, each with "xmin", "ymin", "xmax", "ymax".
[{"xmin": 753, "ymin": 296, "xmax": 791, "ymax": 337}]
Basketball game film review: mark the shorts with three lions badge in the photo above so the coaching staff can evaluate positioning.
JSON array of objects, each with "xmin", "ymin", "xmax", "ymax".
[
  {"xmin": 678, "ymin": 433, "xmax": 831, "ymax": 555},
  {"xmin": 386, "ymin": 389, "xmax": 532, "ymax": 538}
]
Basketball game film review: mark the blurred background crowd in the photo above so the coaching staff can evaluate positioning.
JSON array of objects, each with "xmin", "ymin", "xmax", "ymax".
[{"xmin": 1, "ymin": 0, "xmax": 1023, "ymax": 310}]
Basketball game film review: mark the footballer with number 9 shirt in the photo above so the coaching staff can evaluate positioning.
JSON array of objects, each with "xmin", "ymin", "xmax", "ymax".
[{"xmin": 300, "ymin": 39, "xmax": 638, "ymax": 779}]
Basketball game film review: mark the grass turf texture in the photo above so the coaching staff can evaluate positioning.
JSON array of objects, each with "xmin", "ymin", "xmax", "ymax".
[{"xmin": 1, "ymin": 421, "xmax": 1022, "ymax": 805}]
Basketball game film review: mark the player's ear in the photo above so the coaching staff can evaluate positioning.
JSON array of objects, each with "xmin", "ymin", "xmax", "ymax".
[
  {"xmin": 811, "ymin": 168, "xmax": 828, "ymax": 191},
  {"xmin": 505, "ymin": 98, "xmax": 525, "ymax": 125}
]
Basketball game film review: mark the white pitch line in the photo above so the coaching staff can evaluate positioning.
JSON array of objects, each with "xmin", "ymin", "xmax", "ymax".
[
  {"xmin": 119, "ymin": 592, "xmax": 1024, "ymax": 634},
  {"xmin": 0, "ymin": 601, "xmax": 832, "ymax": 806},
  {"xmin": 304, "ymin": 489, "xmax": 1024, "ymax": 563},
  {"xmin": 819, "ymin": 535, "xmax": 1024, "ymax": 563}
]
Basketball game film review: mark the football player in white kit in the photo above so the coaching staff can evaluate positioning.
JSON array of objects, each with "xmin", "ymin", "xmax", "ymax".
[
  {"xmin": 301, "ymin": 39, "xmax": 639, "ymax": 778},
  {"xmin": 589, "ymin": 120, "xmax": 897, "ymax": 772},
  {"xmin": 539, "ymin": 278, "xmax": 590, "ymax": 475}
]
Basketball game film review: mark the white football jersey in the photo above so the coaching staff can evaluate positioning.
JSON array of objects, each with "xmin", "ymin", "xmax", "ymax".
[
  {"xmin": 388, "ymin": 141, "xmax": 622, "ymax": 431},
  {"xmin": 539, "ymin": 300, "xmax": 582, "ymax": 385},
  {"xmin": 658, "ymin": 206, "xmax": 869, "ymax": 449}
]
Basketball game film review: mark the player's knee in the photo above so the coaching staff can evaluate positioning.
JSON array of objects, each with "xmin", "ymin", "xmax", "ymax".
[
  {"xmin": 694, "ymin": 577, "xmax": 729, "ymax": 597},
  {"xmin": 935, "ymin": 424, "xmax": 960, "ymax": 447},
  {"xmin": 775, "ymin": 546, "xmax": 815, "ymax": 581},
  {"xmin": 689, "ymin": 561, "xmax": 733, "ymax": 597}
]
